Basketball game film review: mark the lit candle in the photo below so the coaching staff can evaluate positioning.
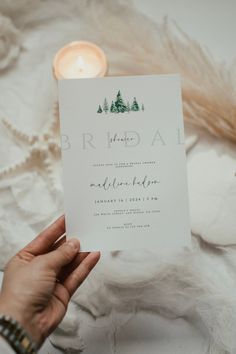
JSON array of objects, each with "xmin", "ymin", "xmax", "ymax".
[{"xmin": 53, "ymin": 41, "xmax": 108, "ymax": 79}]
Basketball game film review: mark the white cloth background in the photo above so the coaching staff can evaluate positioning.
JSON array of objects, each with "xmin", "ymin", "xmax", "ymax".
[{"xmin": 0, "ymin": 1, "xmax": 235, "ymax": 353}]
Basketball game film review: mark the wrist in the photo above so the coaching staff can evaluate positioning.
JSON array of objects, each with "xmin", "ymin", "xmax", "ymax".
[
  {"xmin": 0, "ymin": 314, "xmax": 38, "ymax": 354},
  {"xmin": 0, "ymin": 297, "xmax": 42, "ymax": 347}
]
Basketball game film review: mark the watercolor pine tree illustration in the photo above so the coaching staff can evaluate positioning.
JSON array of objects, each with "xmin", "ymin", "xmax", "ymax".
[
  {"xmin": 97, "ymin": 105, "xmax": 102, "ymax": 113},
  {"xmin": 115, "ymin": 90, "xmax": 127, "ymax": 113},
  {"xmin": 97, "ymin": 90, "xmax": 144, "ymax": 114},
  {"xmin": 131, "ymin": 97, "xmax": 139, "ymax": 111},
  {"xmin": 110, "ymin": 101, "xmax": 116, "ymax": 113},
  {"xmin": 103, "ymin": 98, "xmax": 109, "ymax": 114}
]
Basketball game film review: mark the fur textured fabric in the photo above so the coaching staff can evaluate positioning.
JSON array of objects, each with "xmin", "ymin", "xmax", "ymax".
[
  {"xmin": 0, "ymin": 1, "xmax": 235, "ymax": 353},
  {"xmin": 72, "ymin": 241, "xmax": 236, "ymax": 353},
  {"xmin": 0, "ymin": 13, "xmax": 21, "ymax": 70}
]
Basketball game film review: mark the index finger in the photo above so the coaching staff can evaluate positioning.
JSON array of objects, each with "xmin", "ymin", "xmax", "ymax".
[{"xmin": 23, "ymin": 215, "xmax": 66, "ymax": 256}]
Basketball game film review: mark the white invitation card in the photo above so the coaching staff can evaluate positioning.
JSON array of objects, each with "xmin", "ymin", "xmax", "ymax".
[{"xmin": 58, "ymin": 74, "xmax": 191, "ymax": 251}]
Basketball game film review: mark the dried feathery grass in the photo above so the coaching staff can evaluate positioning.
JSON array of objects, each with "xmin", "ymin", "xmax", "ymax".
[
  {"xmin": 160, "ymin": 20, "xmax": 236, "ymax": 144},
  {"xmin": 106, "ymin": 15, "xmax": 236, "ymax": 143}
]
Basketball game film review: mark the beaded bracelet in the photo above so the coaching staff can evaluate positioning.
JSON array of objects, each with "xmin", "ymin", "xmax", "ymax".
[{"xmin": 0, "ymin": 314, "xmax": 37, "ymax": 354}]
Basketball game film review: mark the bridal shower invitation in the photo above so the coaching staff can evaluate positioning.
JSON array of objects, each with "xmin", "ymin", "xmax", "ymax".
[{"xmin": 58, "ymin": 75, "xmax": 191, "ymax": 251}]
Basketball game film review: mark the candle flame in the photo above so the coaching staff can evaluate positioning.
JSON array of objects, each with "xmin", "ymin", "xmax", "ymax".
[{"xmin": 76, "ymin": 55, "xmax": 85, "ymax": 72}]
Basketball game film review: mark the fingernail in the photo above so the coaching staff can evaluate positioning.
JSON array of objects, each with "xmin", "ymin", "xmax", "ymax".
[{"xmin": 67, "ymin": 238, "xmax": 80, "ymax": 251}]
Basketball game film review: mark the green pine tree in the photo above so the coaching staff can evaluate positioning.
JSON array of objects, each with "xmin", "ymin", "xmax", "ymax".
[
  {"xmin": 115, "ymin": 90, "xmax": 127, "ymax": 113},
  {"xmin": 141, "ymin": 103, "xmax": 145, "ymax": 111},
  {"xmin": 103, "ymin": 98, "xmax": 109, "ymax": 114},
  {"xmin": 97, "ymin": 105, "xmax": 103, "ymax": 113},
  {"xmin": 126, "ymin": 101, "xmax": 130, "ymax": 113},
  {"xmin": 110, "ymin": 101, "xmax": 116, "ymax": 113},
  {"xmin": 131, "ymin": 97, "xmax": 139, "ymax": 111}
]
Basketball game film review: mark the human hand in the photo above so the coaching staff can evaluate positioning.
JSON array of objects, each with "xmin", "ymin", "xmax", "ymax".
[{"xmin": 0, "ymin": 215, "xmax": 100, "ymax": 348}]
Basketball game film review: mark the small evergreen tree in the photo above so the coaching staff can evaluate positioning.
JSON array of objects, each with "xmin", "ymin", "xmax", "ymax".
[
  {"xmin": 131, "ymin": 97, "xmax": 139, "ymax": 111},
  {"xmin": 110, "ymin": 101, "xmax": 116, "ymax": 113},
  {"xmin": 97, "ymin": 105, "xmax": 103, "ymax": 113},
  {"xmin": 126, "ymin": 101, "xmax": 130, "ymax": 113},
  {"xmin": 103, "ymin": 98, "xmax": 109, "ymax": 114},
  {"xmin": 115, "ymin": 90, "xmax": 127, "ymax": 113},
  {"xmin": 141, "ymin": 103, "xmax": 145, "ymax": 111}
]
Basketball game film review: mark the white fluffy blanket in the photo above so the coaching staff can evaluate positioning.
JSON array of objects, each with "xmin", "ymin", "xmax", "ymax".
[{"xmin": 0, "ymin": 1, "xmax": 236, "ymax": 353}]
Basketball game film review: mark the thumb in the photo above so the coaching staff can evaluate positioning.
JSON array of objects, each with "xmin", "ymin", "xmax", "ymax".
[{"xmin": 43, "ymin": 238, "xmax": 80, "ymax": 273}]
